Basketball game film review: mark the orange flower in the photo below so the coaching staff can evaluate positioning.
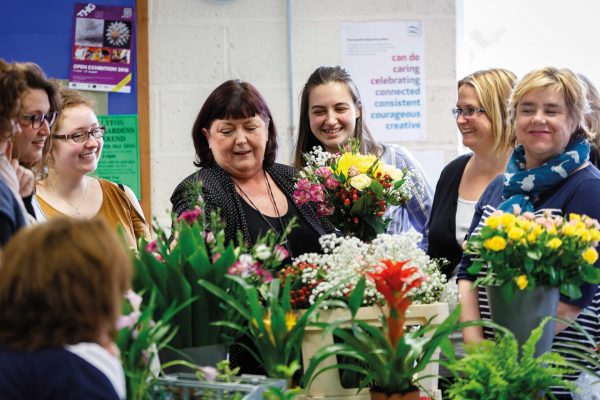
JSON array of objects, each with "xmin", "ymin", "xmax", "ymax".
[{"xmin": 366, "ymin": 259, "xmax": 425, "ymax": 348}]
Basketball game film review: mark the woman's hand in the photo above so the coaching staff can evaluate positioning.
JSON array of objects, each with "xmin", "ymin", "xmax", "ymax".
[
  {"xmin": 458, "ymin": 279, "xmax": 485, "ymax": 344},
  {"xmin": 11, "ymin": 159, "xmax": 34, "ymax": 198}
]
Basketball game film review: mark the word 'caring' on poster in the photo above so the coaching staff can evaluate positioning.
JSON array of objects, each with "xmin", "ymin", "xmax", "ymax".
[
  {"xmin": 94, "ymin": 114, "xmax": 141, "ymax": 199},
  {"xmin": 69, "ymin": 3, "xmax": 134, "ymax": 93},
  {"xmin": 342, "ymin": 21, "xmax": 425, "ymax": 142}
]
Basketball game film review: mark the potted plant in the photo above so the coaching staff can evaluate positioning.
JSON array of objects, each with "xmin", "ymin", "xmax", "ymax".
[
  {"xmin": 464, "ymin": 210, "xmax": 600, "ymax": 352},
  {"xmin": 293, "ymin": 138, "xmax": 415, "ymax": 241},
  {"xmin": 444, "ymin": 318, "xmax": 576, "ymax": 399},
  {"xmin": 303, "ymin": 259, "xmax": 468, "ymax": 400}
]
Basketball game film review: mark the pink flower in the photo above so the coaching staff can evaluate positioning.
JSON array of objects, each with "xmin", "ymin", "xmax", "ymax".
[
  {"xmin": 212, "ymin": 252, "xmax": 222, "ymax": 263},
  {"xmin": 155, "ymin": 254, "xmax": 164, "ymax": 262},
  {"xmin": 347, "ymin": 165, "xmax": 359, "ymax": 177},
  {"xmin": 315, "ymin": 166, "xmax": 332, "ymax": 179},
  {"xmin": 324, "ymin": 176, "xmax": 340, "ymax": 190},
  {"xmin": 178, "ymin": 206, "xmax": 203, "ymax": 225},
  {"xmin": 116, "ymin": 311, "xmax": 141, "ymax": 330},
  {"xmin": 145, "ymin": 240, "xmax": 158, "ymax": 253},
  {"xmin": 317, "ymin": 202, "xmax": 334, "ymax": 216},
  {"xmin": 125, "ymin": 290, "xmax": 142, "ymax": 312},
  {"xmin": 199, "ymin": 366, "xmax": 218, "ymax": 381},
  {"xmin": 273, "ymin": 245, "xmax": 289, "ymax": 261},
  {"xmin": 309, "ymin": 184, "xmax": 325, "ymax": 203},
  {"xmin": 294, "ymin": 190, "xmax": 312, "ymax": 206},
  {"xmin": 295, "ymin": 178, "xmax": 312, "ymax": 191},
  {"xmin": 203, "ymin": 231, "xmax": 215, "ymax": 243}
]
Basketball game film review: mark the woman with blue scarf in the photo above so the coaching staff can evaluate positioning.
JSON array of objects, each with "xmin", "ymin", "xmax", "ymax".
[{"xmin": 457, "ymin": 67, "xmax": 600, "ymax": 399}]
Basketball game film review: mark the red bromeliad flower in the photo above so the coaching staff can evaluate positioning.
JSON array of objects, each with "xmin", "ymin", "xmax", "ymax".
[{"xmin": 366, "ymin": 259, "xmax": 425, "ymax": 348}]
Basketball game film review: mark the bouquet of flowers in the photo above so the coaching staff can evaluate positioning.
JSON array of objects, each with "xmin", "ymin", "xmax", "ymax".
[
  {"xmin": 279, "ymin": 231, "xmax": 453, "ymax": 310},
  {"xmin": 293, "ymin": 139, "xmax": 414, "ymax": 241},
  {"xmin": 464, "ymin": 209, "xmax": 600, "ymax": 300}
]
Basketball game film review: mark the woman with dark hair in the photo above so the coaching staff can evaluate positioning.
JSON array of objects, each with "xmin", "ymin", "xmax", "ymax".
[
  {"xmin": 0, "ymin": 58, "xmax": 30, "ymax": 245},
  {"xmin": 292, "ymin": 65, "xmax": 432, "ymax": 236},
  {"xmin": 0, "ymin": 217, "xmax": 131, "ymax": 399},
  {"xmin": 171, "ymin": 79, "xmax": 331, "ymax": 258}
]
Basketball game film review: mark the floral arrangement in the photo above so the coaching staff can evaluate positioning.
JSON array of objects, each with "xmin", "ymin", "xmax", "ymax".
[
  {"xmin": 304, "ymin": 262, "xmax": 465, "ymax": 395},
  {"xmin": 135, "ymin": 197, "xmax": 290, "ymax": 348},
  {"xmin": 464, "ymin": 210, "xmax": 600, "ymax": 300},
  {"xmin": 280, "ymin": 231, "xmax": 452, "ymax": 309},
  {"xmin": 293, "ymin": 139, "xmax": 415, "ymax": 241},
  {"xmin": 445, "ymin": 318, "xmax": 576, "ymax": 399}
]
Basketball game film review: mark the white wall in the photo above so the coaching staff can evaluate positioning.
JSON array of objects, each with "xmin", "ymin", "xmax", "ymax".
[{"xmin": 148, "ymin": 0, "xmax": 458, "ymax": 224}]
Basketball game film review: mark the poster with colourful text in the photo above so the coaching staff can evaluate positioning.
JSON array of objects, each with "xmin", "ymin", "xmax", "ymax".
[
  {"xmin": 342, "ymin": 21, "xmax": 425, "ymax": 142},
  {"xmin": 95, "ymin": 114, "xmax": 141, "ymax": 198},
  {"xmin": 69, "ymin": 3, "xmax": 134, "ymax": 93}
]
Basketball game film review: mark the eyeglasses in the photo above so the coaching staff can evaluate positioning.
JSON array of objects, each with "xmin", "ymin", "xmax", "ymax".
[
  {"xmin": 21, "ymin": 111, "xmax": 58, "ymax": 129},
  {"xmin": 451, "ymin": 107, "xmax": 486, "ymax": 119},
  {"xmin": 52, "ymin": 126, "xmax": 106, "ymax": 143}
]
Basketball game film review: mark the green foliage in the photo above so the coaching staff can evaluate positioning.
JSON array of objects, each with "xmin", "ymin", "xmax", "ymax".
[{"xmin": 445, "ymin": 319, "xmax": 576, "ymax": 399}]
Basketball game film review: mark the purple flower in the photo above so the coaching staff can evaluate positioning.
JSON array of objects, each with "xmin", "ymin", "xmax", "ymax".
[{"xmin": 199, "ymin": 366, "xmax": 218, "ymax": 381}]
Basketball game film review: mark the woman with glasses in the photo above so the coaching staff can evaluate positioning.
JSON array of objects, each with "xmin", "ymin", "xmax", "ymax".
[
  {"xmin": 0, "ymin": 59, "xmax": 29, "ymax": 246},
  {"xmin": 36, "ymin": 87, "xmax": 150, "ymax": 248},
  {"xmin": 292, "ymin": 65, "xmax": 432, "ymax": 236},
  {"xmin": 458, "ymin": 68, "xmax": 600, "ymax": 399},
  {"xmin": 425, "ymin": 68, "xmax": 516, "ymax": 279},
  {"xmin": 11, "ymin": 62, "xmax": 61, "ymax": 221}
]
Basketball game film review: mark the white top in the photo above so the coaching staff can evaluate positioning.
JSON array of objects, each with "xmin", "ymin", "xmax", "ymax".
[
  {"xmin": 65, "ymin": 342, "xmax": 126, "ymax": 399},
  {"xmin": 455, "ymin": 196, "xmax": 477, "ymax": 245}
]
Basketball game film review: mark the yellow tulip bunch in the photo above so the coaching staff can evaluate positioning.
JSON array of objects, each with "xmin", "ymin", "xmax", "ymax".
[{"xmin": 465, "ymin": 210, "xmax": 600, "ymax": 299}]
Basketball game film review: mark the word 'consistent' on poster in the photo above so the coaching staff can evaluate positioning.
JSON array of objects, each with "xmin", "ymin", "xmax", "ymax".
[
  {"xmin": 69, "ymin": 3, "xmax": 134, "ymax": 93},
  {"xmin": 342, "ymin": 21, "xmax": 425, "ymax": 142}
]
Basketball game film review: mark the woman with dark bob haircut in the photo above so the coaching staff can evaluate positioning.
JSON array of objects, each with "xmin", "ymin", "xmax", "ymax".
[
  {"xmin": 171, "ymin": 79, "xmax": 332, "ymax": 259},
  {"xmin": 0, "ymin": 217, "xmax": 131, "ymax": 399}
]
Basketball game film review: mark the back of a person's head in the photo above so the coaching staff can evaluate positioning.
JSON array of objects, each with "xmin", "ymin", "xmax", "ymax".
[
  {"xmin": 508, "ymin": 67, "xmax": 591, "ymax": 141},
  {"xmin": 458, "ymin": 68, "xmax": 517, "ymax": 153},
  {"xmin": 0, "ymin": 59, "xmax": 25, "ymax": 141},
  {"xmin": 0, "ymin": 217, "xmax": 132, "ymax": 351},
  {"xmin": 578, "ymin": 73, "xmax": 600, "ymax": 144}
]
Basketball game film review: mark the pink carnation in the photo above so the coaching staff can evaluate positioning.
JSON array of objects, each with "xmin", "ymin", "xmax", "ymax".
[
  {"xmin": 145, "ymin": 240, "xmax": 158, "ymax": 253},
  {"xmin": 315, "ymin": 166, "xmax": 332, "ymax": 179},
  {"xmin": 325, "ymin": 176, "xmax": 340, "ymax": 190},
  {"xmin": 309, "ymin": 184, "xmax": 325, "ymax": 203},
  {"xmin": 317, "ymin": 202, "xmax": 334, "ymax": 216},
  {"xmin": 274, "ymin": 245, "xmax": 289, "ymax": 261},
  {"xmin": 294, "ymin": 190, "xmax": 312, "ymax": 206},
  {"xmin": 295, "ymin": 178, "xmax": 311, "ymax": 191},
  {"xmin": 178, "ymin": 206, "xmax": 203, "ymax": 225}
]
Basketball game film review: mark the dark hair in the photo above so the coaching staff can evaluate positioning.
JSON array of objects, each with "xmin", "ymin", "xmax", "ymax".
[
  {"xmin": 293, "ymin": 65, "xmax": 382, "ymax": 168},
  {"xmin": 0, "ymin": 217, "xmax": 132, "ymax": 351},
  {"xmin": 13, "ymin": 62, "xmax": 61, "ymax": 168},
  {"xmin": 0, "ymin": 59, "xmax": 25, "ymax": 141},
  {"xmin": 192, "ymin": 79, "xmax": 278, "ymax": 168}
]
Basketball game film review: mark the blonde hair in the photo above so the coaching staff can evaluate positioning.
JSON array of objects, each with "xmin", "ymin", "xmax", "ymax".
[
  {"xmin": 0, "ymin": 217, "xmax": 131, "ymax": 351},
  {"xmin": 458, "ymin": 68, "xmax": 517, "ymax": 153},
  {"xmin": 507, "ymin": 67, "xmax": 591, "ymax": 141}
]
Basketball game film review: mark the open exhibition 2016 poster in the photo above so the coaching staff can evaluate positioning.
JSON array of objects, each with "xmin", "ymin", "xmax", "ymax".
[
  {"xmin": 69, "ymin": 3, "xmax": 134, "ymax": 93},
  {"xmin": 342, "ymin": 21, "xmax": 425, "ymax": 142}
]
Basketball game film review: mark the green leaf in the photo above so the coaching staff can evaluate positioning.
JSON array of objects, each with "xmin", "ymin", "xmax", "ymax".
[
  {"xmin": 581, "ymin": 265, "xmax": 600, "ymax": 284},
  {"xmin": 349, "ymin": 277, "xmax": 366, "ymax": 316}
]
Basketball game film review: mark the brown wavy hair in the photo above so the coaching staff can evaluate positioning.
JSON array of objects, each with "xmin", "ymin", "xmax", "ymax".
[
  {"xmin": 192, "ymin": 79, "xmax": 278, "ymax": 168},
  {"xmin": 0, "ymin": 217, "xmax": 132, "ymax": 351},
  {"xmin": 0, "ymin": 59, "xmax": 25, "ymax": 142},
  {"xmin": 12, "ymin": 62, "xmax": 61, "ymax": 169}
]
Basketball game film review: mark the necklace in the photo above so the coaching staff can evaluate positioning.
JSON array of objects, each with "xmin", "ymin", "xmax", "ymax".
[
  {"xmin": 54, "ymin": 177, "xmax": 89, "ymax": 216},
  {"xmin": 233, "ymin": 171, "xmax": 294, "ymax": 259}
]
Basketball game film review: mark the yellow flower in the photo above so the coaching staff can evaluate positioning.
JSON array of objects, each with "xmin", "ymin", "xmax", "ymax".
[
  {"xmin": 546, "ymin": 238, "xmax": 562, "ymax": 250},
  {"xmin": 285, "ymin": 312, "xmax": 297, "ymax": 331},
  {"xmin": 335, "ymin": 153, "xmax": 379, "ymax": 176},
  {"xmin": 583, "ymin": 247, "xmax": 599, "ymax": 264},
  {"xmin": 562, "ymin": 224, "xmax": 576, "ymax": 236},
  {"xmin": 483, "ymin": 236, "xmax": 507, "ymax": 251},
  {"xmin": 591, "ymin": 229, "xmax": 600, "ymax": 242},
  {"xmin": 486, "ymin": 215, "xmax": 501, "ymax": 229},
  {"xmin": 581, "ymin": 230, "xmax": 592, "ymax": 242},
  {"xmin": 508, "ymin": 227, "xmax": 525, "ymax": 241},
  {"xmin": 515, "ymin": 274, "xmax": 528, "ymax": 290},
  {"xmin": 569, "ymin": 213, "xmax": 582, "ymax": 222},
  {"xmin": 381, "ymin": 164, "xmax": 404, "ymax": 183},
  {"xmin": 262, "ymin": 317, "xmax": 275, "ymax": 344},
  {"xmin": 500, "ymin": 213, "xmax": 517, "ymax": 228},
  {"xmin": 533, "ymin": 224, "xmax": 545, "ymax": 236},
  {"xmin": 527, "ymin": 232, "xmax": 537, "ymax": 243},
  {"xmin": 349, "ymin": 174, "xmax": 372, "ymax": 190}
]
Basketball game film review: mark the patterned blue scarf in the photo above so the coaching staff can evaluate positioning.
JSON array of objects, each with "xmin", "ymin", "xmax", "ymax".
[{"xmin": 498, "ymin": 138, "xmax": 590, "ymax": 213}]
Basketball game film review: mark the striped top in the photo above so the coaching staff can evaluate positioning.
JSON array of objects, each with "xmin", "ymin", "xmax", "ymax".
[{"xmin": 458, "ymin": 166, "xmax": 600, "ymax": 399}]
